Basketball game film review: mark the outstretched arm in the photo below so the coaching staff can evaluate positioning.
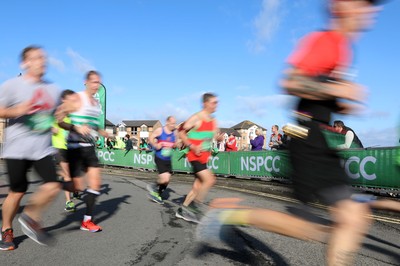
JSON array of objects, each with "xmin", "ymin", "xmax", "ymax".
[{"xmin": 281, "ymin": 67, "xmax": 366, "ymax": 103}]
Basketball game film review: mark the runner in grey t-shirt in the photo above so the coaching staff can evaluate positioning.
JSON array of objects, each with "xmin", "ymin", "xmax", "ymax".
[
  {"xmin": 0, "ymin": 46, "xmax": 62, "ymax": 250},
  {"xmin": 0, "ymin": 76, "xmax": 60, "ymax": 160}
]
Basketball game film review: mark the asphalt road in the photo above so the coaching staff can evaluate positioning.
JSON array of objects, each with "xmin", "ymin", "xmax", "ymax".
[{"xmin": 0, "ymin": 167, "xmax": 400, "ymax": 266}]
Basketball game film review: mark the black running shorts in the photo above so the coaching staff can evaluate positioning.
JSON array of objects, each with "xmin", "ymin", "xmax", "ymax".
[
  {"xmin": 54, "ymin": 148, "xmax": 68, "ymax": 164},
  {"xmin": 190, "ymin": 160, "xmax": 208, "ymax": 174},
  {"xmin": 67, "ymin": 146, "xmax": 99, "ymax": 178},
  {"xmin": 155, "ymin": 156, "xmax": 172, "ymax": 174},
  {"xmin": 289, "ymin": 120, "xmax": 352, "ymax": 206},
  {"xmin": 5, "ymin": 156, "xmax": 59, "ymax": 193}
]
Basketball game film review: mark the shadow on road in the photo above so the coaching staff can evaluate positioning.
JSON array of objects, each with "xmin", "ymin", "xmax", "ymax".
[
  {"xmin": 285, "ymin": 205, "xmax": 332, "ymax": 225},
  {"xmin": 193, "ymin": 226, "xmax": 289, "ymax": 266},
  {"xmin": 45, "ymin": 183, "xmax": 130, "ymax": 233},
  {"xmin": 363, "ymin": 234, "xmax": 400, "ymax": 264}
]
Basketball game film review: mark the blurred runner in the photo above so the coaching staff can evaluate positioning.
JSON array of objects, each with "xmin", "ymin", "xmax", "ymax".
[
  {"xmin": 0, "ymin": 46, "xmax": 62, "ymax": 249},
  {"xmin": 147, "ymin": 116, "xmax": 177, "ymax": 204},
  {"xmin": 196, "ymin": 1, "xmax": 392, "ymax": 265},
  {"xmin": 51, "ymin": 89, "xmax": 77, "ymax": 212},
  {"xmin": 57, "ymin": 70, "xmax": 110, "ymax": 233},
  {"xmin": 176, "ymin": 93, "xmax": 224, "ymax": 223}
]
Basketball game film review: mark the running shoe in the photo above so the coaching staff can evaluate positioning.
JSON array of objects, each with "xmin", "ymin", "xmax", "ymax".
[
  {"xmin": 0, "ymin": 228, "xmax": 15, "ymax": 251},
  {"xmin": 188, "ymin": 202, "xmax": 204, "ymax": 215},
  {"xmin": 18, "ymin": 213, "xmax": 52, "ymax": 246},
  {"xmin": 175, "ymin": 206, "xmax": 200, "ymax": 223},
  {"xmin": 146, "ymin": 184, "xmax": 158, "ymax": 194},
  {"xmin": 72, "ymin": 192, "xmax": 81, "ymax": 199},
  {"xmin": 149, "ymin": 191, "xmax": 164, "ymax": 205},
  {"xmin": 64, "ymin": 201, "xmax": 76, "ymax": 212},
  {"xmin": 80, "ymin": 220, "xmax": 102, "ymax": 232}
]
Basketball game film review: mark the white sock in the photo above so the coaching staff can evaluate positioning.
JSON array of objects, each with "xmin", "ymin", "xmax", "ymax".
[{"xmin": 83, "ymin": 215, "xmax": 92, "ymax": 222}]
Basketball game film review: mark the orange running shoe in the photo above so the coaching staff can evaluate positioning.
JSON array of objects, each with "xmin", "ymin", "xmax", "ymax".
[{"xmin": 80, "ymin": 220, "xmax": 102, "ymax": 232}]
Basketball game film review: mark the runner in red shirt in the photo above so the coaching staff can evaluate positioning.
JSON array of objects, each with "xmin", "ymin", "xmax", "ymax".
[{"xmin": 196, "ymin": 2, "xmax": 395, "ymax": 265}]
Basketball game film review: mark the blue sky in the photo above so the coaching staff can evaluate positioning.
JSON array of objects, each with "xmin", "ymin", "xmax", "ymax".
[{"xmin": 0, "ymin": 0, "xmax": 399, "ymax": 147}]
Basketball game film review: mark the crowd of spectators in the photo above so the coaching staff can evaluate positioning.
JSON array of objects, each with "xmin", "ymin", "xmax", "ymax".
[{"xmin": 98, "ymin": 121, "xmax": 362, "ymax": 153}]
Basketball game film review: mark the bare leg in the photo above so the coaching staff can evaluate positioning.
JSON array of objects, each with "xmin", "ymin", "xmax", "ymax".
[
  {"xmin": 369, "ymin": 199, "xmax": 400, "ymax": 212},
  {"xmin": 1, "ymin": 191, "xmax": 24, "ymax": 231},
  {"xmin": 236, "ymin": 208, "xmax": 328, "ymax": 242},
  {"xmin": 194, "ymin": 169, "xmax": 216, "ymax": 203},
  {"xmin": 182, "ymin": 178, "xmax": 202, "ymax": 206},
  {"xmin": 158, "ymin": 172, "xmax": 171, "ymax": 185},
  {"xmin": 86, "ymin": 167, "xmax": 101, "ymax": 192},
  {"xmin": 23, "ymin": 182, "xmax": 61, "ymax": 222},
  {"xmin": 59, "ymin": 161, "xmax": 71, "ymax": 202},
  {"xmin": 327, "ymin": 200, "xmax": 372, "ymax": 266},
  {"xmin": 210, "ymin": 203, "xmax": 329, "ymax": 242}
]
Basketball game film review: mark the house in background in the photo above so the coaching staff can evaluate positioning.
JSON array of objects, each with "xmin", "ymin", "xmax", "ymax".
[
  {"xmin": 105, "ymin": 118, "xmax": 267, "ymax": 151},
  {"xmin": 105, "ymin": 119, "xmax": 116, "ymax": 135},
  {"xmin": 230, "ymin": 120, "xmax": 267, "ymax": 151},
  {"xmin": 116, "ymin": 120, "xmax": 161, "ymax": 147}
]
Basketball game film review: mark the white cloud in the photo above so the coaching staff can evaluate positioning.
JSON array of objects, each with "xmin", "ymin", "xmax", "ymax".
[
  {"xmin": 218, "ymin": 119, "xmax": 240, "ymax": 128},
  {"xmin": 107, "ymin": 105, "xmax": 140, "ymax": 124},
  {"xmin": 143, "ymin": 103, "xmax": 191, "ymax": 123},
  {"xmin": 107, "ymin": 91, "xmax": 205, "ymax": 124},
  {"xmin": 363, "ymin": 109, "xmax": 392, "ymax": 119},
  {"xmin": 108, "ymin": 85, "xmax": 126, "ymax": 96},
  {"xmin": 247, "ymin": 0, "xmax": 283, "ymax": 53},
  {"xmin": 176, "ymin": 91, "xmax": 205, "ymax": 109},
  {"xmin": 48, "ymin": 56, "xmax": 65, "ymax": 72},
  {"xmin": 358, "ymin": 127, "xmax": 399, "ymax": 148},
  {"xmin": 66, "ymin": 48, "xmax": 95, "ymax": 74},
  {"xmin": 235, "ymin": 94, "xmax": 295, "ymax": 117},
  {"xmin": 143, "ymin": 91, "xmax": 207, "ymax": 122}
]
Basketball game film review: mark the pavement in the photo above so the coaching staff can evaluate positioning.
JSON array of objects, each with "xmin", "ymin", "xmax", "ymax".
[{"xmin": 0, "ymin": 164, "xmax": 399, "ymax": 265}]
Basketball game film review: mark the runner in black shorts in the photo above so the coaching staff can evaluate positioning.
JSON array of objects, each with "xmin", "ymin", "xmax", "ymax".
[
  {"xmin": 52, "ymin": 89, "xmax": 77, "ymax": 212},
  {"xmin": 195, "ymin": 2, "xmax": 397, "ymax": 265},
  {"xmin": 57, "ymin": 70, "xmax": 110, "ymax": 233},
  {"xmin": 0, "ymin": 46, "xmax": 62, "ymax": 249},
  {"xmin": 154, "ymin": 156, "xmax": 173, "ymax": 175},
  {"xmin": 189, "ymin": 161, "xmax": 208, "ymax": 175},
  {"xmin": 175, "ymin": 93, "xmax": 224, "ymax": 223},
  {"xmin": 147, "ymin": 116, "xmax": 177, "ymax": 204}
]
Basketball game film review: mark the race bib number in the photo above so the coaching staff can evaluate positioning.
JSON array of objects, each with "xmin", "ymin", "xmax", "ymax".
[
  {"xmin": 26, "ymin": 113, "xmax": 55, "ymax": 134},
  {"xmin": 161, "ymin": 147, "xmax": 172, "ymax": 157},
  {"xmin": 201, "ymin": 139, "xmax": 212, "ymax": 151}
]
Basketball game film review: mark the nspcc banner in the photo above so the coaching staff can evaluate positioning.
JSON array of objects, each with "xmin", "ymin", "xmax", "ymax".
[
  {"xmin": 96, "ymin": 147, "xmax": 400, "ymax": 190},
  {"xmin": 93, "ymin": 84, "xmax": 106, "ymax": 148}
]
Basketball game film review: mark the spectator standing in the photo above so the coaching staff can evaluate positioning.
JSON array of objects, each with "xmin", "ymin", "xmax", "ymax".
[
  {"xmin": 269, "ymin": 125, "xmax": 283, "ymax": 150},
  {"xmin": 139, "ymin": 138, "xmax": 150, "ymax": 152},
  {"xmin": 279, "ymin": 133, "xmax": 291, "ymax": 150},
  {"xmin": 250, "ymin": 128, "xmax": 264, "ymax": 151},
  {"xmin": 124, "ymin": 134, "xmax": 133, "ymax": 156},
  {"xmin": 106, "ymin": 137, "xmax": 114, "ymax": 151},
  {"xmin": 225, "ymin": 132, "xmax": 238, "ymax": 151},
  {"xmin": 333, "ymin": 120, "xmax": 364, "ymax": 148}
]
